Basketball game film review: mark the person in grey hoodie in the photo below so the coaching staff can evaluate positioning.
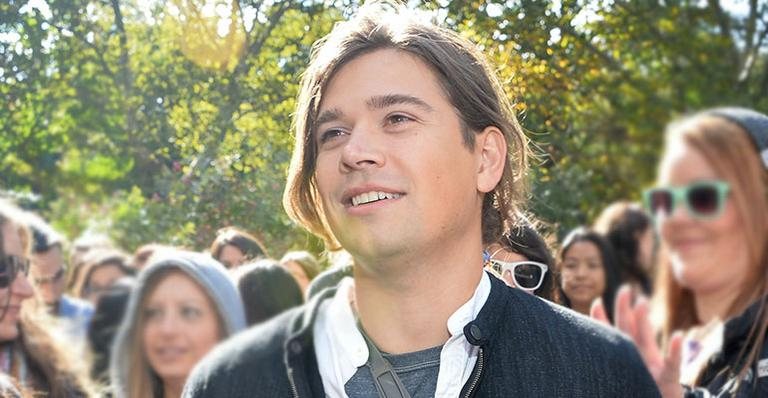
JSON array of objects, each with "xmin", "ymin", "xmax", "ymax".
[{"xmin": 110, "ymin": 250, "xmax": 245, "ymax": 398}]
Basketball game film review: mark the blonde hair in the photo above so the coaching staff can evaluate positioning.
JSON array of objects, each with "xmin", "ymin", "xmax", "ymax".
[{"xmin": 652, "ymin": 114, "xmax": 768, "ymax": 385}]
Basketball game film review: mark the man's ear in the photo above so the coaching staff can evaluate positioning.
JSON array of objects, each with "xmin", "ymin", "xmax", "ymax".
[{"xmin": 476, "ymin": 126, "xmax": 507, "ymax": 193}]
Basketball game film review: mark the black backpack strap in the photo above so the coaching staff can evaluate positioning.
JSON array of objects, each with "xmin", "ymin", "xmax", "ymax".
[{"xmin": 356, "ymin": 320, "xmax": 412, "ymax": 398}]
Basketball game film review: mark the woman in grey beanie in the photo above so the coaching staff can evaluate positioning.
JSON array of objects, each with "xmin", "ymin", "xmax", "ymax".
[{"xmin": 110, "ymin": 249, "xmax": 246, "ymax": 398}]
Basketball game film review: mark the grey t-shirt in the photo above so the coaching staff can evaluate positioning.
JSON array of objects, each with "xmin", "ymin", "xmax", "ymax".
[{"xmin": 345, "ymin": 345, "xmax": 443, "ymax": 398}]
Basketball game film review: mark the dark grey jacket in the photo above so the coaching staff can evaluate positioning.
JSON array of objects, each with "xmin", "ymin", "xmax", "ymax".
[
  {"xmin": 183, "ymin": 273, "xmax": 660, "ymax": 397},
  {"xmin": 685, "ymin": 298, "xmax": 768, "ymax": 397}
]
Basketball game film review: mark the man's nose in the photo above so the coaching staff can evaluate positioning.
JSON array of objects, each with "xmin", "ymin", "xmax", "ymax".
[{"xmin": 340, "ymin": 126, "xmax": 386, "ymax": 172}]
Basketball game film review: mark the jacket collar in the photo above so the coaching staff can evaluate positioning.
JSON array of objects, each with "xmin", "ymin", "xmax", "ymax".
[
  {"xmin": 281, "ymin": 271, "xmax": 525, "ymax": 397},
  {"xmin": 285, "ymin": 270, "xmax": 512, "ymax": 348},
  {"xmin": 462, "ymin": 271, "xmax": 511, "ymax": 346},
  {"xmin": 286, "ymin": 286, "xmax": 337, "ymax": 347}
]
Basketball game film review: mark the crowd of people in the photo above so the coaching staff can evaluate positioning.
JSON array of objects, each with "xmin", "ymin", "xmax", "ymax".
[
  {"xmin": 2, "ymin": 1, "xmax": 768, "ymax": 397},
  {"xmin": 0, "ymin": 207, "xmax": 319, "ymax": 397}
]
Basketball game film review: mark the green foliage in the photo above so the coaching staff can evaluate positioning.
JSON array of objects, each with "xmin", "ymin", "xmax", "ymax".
[
  {"xmin": 433, "ymin": 0, "xmax": 768, "ymax": 236},
  {"xmin": 2, "ymin": 0, "xmax": 767, "ymax": 253}
]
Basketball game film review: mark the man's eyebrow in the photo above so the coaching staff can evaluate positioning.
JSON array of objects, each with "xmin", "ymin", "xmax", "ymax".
[
  {"xmin": 366, "ymin": 94, "xmax": 435, "ymax": 112},
  {"xmin": 315, "ymin": 108, "xmax": 344, "ymax": 126},
  {"xmin": 314, "ymin": 94, "xmax": 433, "ymax": 127}
]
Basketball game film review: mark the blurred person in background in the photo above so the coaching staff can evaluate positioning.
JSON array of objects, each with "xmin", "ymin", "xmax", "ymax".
[
  {"xmin": 67, "ymin": 233, "xmax": 112, "ymax": 293},
  {"xmin": 279, "ymin": 250, "xmax": 320, "ymax": 294},
  {"xmin": 131, "ymin": 243, "xmax": 173, "ymax": 271},
  {"xmin": 24, "ymin": 214, "xmax": 93, "ymax": 341},
  {"xmin": 110, "ymin": 250, "xmax": 245, "ymax": 398},
  {"xmin": 0, "ymin": 200, "xmax": 93, "ymax": 397},
  {"xmin": 306, "ymin": 250, "xmax": 353, "ymax": 299},
  {"xmin": 73, "ymin": 249, "xmax": 135, "ymax": 305},
  {"xmin": 485, "ymin": 223, "xmax": 558, "ymax": 302},
  {"xmin": 557, "ymin": 227, "xmax": 621, "ymax": 320},
  {"xmin": 233, "ymin": 259, "xmax": 304, "ymax": 326},
  {"xmin": 88, "ymin": 277, "xmax": 134, "ymax": 386},
  {"xmin": 593, "ymin": 108, "xmax": 768, "ymax": 397},
  {"xmin": 209, "ymin": 227, "xmax": 268, "ymax": 269},
  {"xmin": 594, "ymin": 201, "xmax": 656, "ymax": 295}
]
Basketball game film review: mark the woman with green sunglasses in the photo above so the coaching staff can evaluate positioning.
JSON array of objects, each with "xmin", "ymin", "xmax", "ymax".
[{"xmin": 593, "ymin": 107, "xmax": 768, "ymax": 397}]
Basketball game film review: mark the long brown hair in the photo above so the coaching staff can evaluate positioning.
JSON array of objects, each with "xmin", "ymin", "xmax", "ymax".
[
  {"xmin": 0, "ymin": 201, "xmax": 94, "ymax": 397},
  {"xmin": 18, "ymin": 308, "xmax": 94, "ymax": 397},
  {"xmin": 652, "ymin": 114, "xmax": 768, "ymax": 384},
  {"xmin": 282, "ymin": 0, "xmax": 530, "ymax": 249}
]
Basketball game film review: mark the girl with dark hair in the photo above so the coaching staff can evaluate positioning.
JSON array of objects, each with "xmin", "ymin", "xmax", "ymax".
[
  {"xmin": 557, "ymin": 227, "xmax": 621, "ymax": 321},
  {"xmin": 233, "ymin": 259, "xmax": 305, "ymax": 326},
  {"xmin": 485, "ymin": 224, "xmax": 559, "ymax": 302},
  {"xmin": 594, "ymin": 201, "xmax": 655, "ymax": 295},
  {"xmin": 209, "ymin": 227, "xmax": 268, "ymax": 269}
]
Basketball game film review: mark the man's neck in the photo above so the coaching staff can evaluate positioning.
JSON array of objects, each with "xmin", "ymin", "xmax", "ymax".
[{"xmin": 352, "ymin": 244, "xmax": 485, "ymax": 355}]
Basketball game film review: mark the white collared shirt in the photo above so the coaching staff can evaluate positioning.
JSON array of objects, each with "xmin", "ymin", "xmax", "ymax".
[{"xmin": 313, "ymin": 272, "xmax": 492, "ymax": 398}]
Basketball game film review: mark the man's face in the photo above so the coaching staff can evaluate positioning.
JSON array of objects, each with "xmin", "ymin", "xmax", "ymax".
[
  {"xmin": 314, "ymin": 48, "xmax": 486, "ymax": 263},
  {"xmin": 30, "ymin": 245, "xmax": 67, "ymax": 305}
]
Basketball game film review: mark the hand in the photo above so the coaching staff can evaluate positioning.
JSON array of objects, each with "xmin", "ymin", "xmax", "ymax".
[{"xmin": 590, "ymin": 285, "xmax": 684, "ymax": 398}]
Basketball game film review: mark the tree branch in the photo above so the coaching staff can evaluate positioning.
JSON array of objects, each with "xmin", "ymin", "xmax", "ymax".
[{"xmin": 110, "ymin": 0, "xmax": 137, "ymax": 134}]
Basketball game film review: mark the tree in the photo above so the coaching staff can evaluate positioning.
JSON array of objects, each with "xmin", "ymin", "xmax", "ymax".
[
  {"xmin": 3, "ymin": 0, "xmax": 766, "ymax": 252},
  {"xmin": 2, "ymin": 0, "xmax": 345, "ymax": 255},
  {"xmin": 431, "ymin": 0, "xmax": 768, "ymax": 235}
]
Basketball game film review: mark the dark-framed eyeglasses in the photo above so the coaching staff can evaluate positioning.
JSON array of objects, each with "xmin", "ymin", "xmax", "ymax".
[
  {"xmin": 643, "ymin": 180, "xmax": 730, "ymax": 221},
  {"xmin": 489, "ymin": 259, "xmax": 548, "ymax": 292},
  {"xmin": 0, "ymin": 255, "xmax": 30, "ymax": 289},
  {"xmin": 33, "ymin": 267, "xmax": 66, "ymax": 285}
]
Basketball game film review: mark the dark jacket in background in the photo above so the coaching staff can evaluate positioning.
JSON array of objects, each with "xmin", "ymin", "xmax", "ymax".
[
  {"xmin": 184, "ymin": 272, "xmax": 660, "ymax": 397},
  {"xmin": 686, "ymin": 298, "xmax": 768, "ymax": 397}
]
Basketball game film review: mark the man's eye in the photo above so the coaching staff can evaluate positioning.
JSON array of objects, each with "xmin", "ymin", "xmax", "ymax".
[
  {"xmin": 386, "ymin": 114, "xmax": 413, "ymax": 125},
  {"xmin": 319, "ymin": 128, "xmax": 346, "ymax": 143}
]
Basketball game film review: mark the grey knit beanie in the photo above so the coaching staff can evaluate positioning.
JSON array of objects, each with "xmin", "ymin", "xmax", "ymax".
[{"xmin": 705, "ymin": 107, "xmax": 768, "ymax": 169}]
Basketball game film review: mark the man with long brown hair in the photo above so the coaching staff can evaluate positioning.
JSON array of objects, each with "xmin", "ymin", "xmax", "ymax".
[{"xmin": 184, "ymin": 2, "xmax": 659, "ymax": 397}]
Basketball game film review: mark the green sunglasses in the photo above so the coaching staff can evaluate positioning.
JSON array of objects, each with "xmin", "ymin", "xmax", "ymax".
[{"xmin": 643, "ymin": 180, "xmax": 731, "ymax": 220}]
